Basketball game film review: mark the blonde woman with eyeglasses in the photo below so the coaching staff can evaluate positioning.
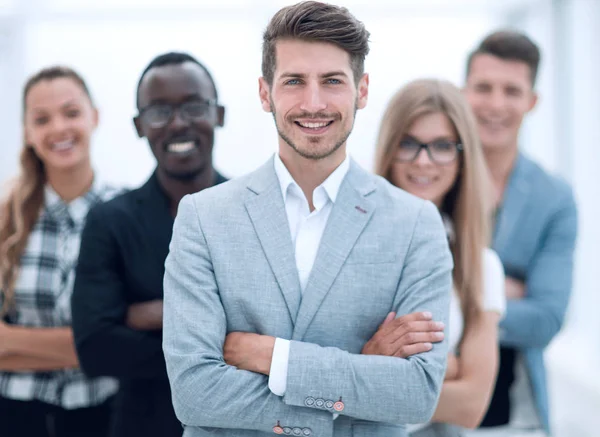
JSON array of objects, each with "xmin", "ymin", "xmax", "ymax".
[{"xmin": 371, "ymin": 79, "xmax": 506, "ymax": 437}]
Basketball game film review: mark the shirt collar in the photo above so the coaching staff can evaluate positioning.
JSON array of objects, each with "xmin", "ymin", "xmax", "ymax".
[
  {"xmin": 44, "ymin": 178, "xmax": 105, "ymax": 226},
  {"xmin": 273, "ymin": 153, "xmax": 350, "ymax": 206}
]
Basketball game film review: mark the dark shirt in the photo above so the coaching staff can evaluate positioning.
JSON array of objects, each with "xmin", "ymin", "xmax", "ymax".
[
  {"xmin": 481, "ymin": 208, "xmax": 518, "ymax": 427},
  {"xmin": 71, "ymin": 170, "xmax": 227, "ymax": 437},
  {"xmin": 481, "ymin": 208, "xmax": 516, "ymax": 427},
  {"xmin": 480, "ymin": 346, "xmax": 516, "ymax": 426}
]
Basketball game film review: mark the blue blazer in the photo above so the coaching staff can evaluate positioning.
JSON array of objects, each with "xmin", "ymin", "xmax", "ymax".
[{"xmin": 493, "ymin": 153, "xmax": 578, "ymax": 434}]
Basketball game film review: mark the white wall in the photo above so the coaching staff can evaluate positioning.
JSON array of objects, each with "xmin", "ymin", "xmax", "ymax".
[{"xmin": 1, "ymin": 1, "xmax": 500, "ymax": 188}]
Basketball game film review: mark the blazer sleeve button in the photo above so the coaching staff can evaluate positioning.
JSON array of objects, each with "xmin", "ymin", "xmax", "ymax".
[
  {"xmin": 273, "ymin": 421, "xmax": 284, "ymax": 434},
  {"xmin": 333, "ymin": 397, "xmax": 345, "ymax": 412}
]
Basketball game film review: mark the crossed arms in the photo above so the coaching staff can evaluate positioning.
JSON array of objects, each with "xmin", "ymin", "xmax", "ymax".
[
  {"xmin": 500, "ymin": 191, "xmax": 578, "ymax": 349},
  {"xmin": 162, "ymin": 196, "xmax": 453, "ymax": 434}
]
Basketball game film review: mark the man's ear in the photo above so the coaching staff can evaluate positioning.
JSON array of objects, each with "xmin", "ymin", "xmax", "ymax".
[
  {"xmin": 133, "ymin": 116, "xmax": 144, "ymax": 138},
  {"xmin": 356, "ymin": 73, "xmax": 369, "ymax": 110},
  {"xmin": 258, "ymin": 77, "xmax": 273, "ymax": 113},
  {"xmin": 216, "ymin": 105, "xmax": 225, "ymax": 127},
  {"xmin": 527, "ymin": 91, "xmax": 539, "ymax": 113}
]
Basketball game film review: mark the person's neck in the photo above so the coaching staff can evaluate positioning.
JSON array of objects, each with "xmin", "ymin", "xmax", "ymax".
[
  {"xmin": 157, "ymin": 166, "xmax": 216, "ymax": 216},
  {"xmin": 279, "ymin": 146, "xmax": 346, "ymax": 211},
  {"xmin": 483, "ymin": 142, "xmax": 519, "ymax": 206},
  {"xmin": 46, "ymin": 163, "xmax": 94, "ymax": 203}
]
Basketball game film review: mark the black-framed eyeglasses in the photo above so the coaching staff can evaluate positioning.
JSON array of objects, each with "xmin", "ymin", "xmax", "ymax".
[
  {"xmin": 394, "ymin": 138, "xmax": 463, "ymax": 165},
  {"xmin": 138, "ymin": 99, "xmax": 218, "ymax": 128}
]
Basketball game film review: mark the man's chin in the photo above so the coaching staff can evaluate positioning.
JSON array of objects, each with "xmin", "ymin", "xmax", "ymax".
[
  {"xmin": 163, "ymin": 167, "xmax": 204, "ymax": 181},
  {"xmin": 481, "ymin": 135, "xmax": 516, "ymax": 152},
  {"xmin": 293, "ymin": 146, "xmax": 339, "ymax": 161}
]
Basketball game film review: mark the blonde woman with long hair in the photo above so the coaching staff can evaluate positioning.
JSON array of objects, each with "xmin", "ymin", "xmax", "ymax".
[
  {"xmin": 0, "ymin": 67, "xmax": 121, "ymax": 436},
  {"xmin": 372, "ymin": 79, "xmax": 505, "ymax": 436}
]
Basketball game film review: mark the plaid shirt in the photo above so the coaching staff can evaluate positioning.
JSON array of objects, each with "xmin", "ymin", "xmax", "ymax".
[{"xmin": 0, "ymin": 180, "xmax": 123, "ymax": 409}]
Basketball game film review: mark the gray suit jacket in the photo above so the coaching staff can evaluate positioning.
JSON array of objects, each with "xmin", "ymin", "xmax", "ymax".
[{"xmin": 162, "ymin": 157, "xmax": 453, "ymax": 437}]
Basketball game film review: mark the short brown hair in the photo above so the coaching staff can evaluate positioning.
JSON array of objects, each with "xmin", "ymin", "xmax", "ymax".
[
  {"xmin": 466, "ymin": 30, "xmax": 541, "ymax": 86},
  {"xmin": 262, "ymin": 1, "xmax": 370, "ymax": 85}
]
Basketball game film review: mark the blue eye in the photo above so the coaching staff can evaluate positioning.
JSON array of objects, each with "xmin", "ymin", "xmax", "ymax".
[
  {"xmin": 285, "ymin": 79, "xmax": 301, "ymax": 85},
  {"xmin": 326, "ymin": 78, "xmax": 342, "ymax": 84}
]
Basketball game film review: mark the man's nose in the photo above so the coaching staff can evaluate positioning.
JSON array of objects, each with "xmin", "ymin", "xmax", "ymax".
[
  {"xmin": 300, "ymin": 83, "xmax": 327, "ymax": 113},
  {"xmin": 488, "ymin": 89, "xmax": 506, "ymax": 111},
  {"xmin": 168, "ymin": 108, "xmax": 189, "ymax": 131}
]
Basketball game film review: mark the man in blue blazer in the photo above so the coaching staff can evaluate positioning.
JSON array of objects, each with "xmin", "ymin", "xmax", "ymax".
[
  {"xmin": 162, "ymin": 2, "xmax": 453, "ymax": 437},
  {"xmin": 464, "ymin": 31, "xmax": 578, "ymax": 436}
]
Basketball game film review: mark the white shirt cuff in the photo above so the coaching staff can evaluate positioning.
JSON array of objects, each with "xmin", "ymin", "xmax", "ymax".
[{"xmin": 268, "ymin": 338, "xmax": 290, "ymax": 396}]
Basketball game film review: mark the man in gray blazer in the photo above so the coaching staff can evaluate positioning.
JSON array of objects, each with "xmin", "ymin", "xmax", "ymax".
[{"xmin": 162, "ymin": 2, "xmax": 453, "ymax": 436}]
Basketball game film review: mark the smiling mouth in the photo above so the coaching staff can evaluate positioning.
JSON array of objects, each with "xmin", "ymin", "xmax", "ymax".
[
  {"xmin": 166, "ymin": 141, "xmax": 197, "ymax": 155},
  {"xmin": 51, "ymin": 139, "xmax": 75, "ymax": 151},
  {"xmin": 408, "ymin": 175, "xmax": 437, "ymax": 186},
  {"xmin": 294, "ymin": 120, "xmax": 334, "ymax": 133}
]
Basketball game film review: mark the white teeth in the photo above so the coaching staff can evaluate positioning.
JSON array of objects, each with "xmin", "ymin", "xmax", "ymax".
[
  {"xmin": 298, "ymin": 121, "xmax": 330, "ymax": 129},
  {"xmin": 52, "ymin": 140, "xmax": 74, "ymax": 151},
  {"xmin": 167, "ymin": 142, "xmax": 195, "ymax": 153},
  {"xmin": 409, "ymin": 176, "xmax": 434, "ymax": 184}
]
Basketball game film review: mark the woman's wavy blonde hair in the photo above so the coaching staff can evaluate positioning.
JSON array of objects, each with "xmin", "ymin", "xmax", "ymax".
[
  {"xmin": 0, "ymin": 66, "xmax": 93, "ymax": 316},
  {"xmin": 375, "ymin": 79, "xmax": 492, "ymax": 335}
]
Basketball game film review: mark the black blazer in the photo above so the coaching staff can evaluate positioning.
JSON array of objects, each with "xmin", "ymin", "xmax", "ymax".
[{"xmin": 72, "ymin": 170, "xmax": 227, "ymax": 437}]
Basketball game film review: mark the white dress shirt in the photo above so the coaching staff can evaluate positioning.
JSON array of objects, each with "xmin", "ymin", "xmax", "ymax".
[{"xmin": 268, "ymin": 153, "xmax": 350, "ymax": 397}]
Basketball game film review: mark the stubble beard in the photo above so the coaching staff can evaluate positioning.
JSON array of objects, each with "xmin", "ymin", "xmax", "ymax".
[{"xmin": 271, "ymin": 99, "xmax": 357, "ymax": 161}]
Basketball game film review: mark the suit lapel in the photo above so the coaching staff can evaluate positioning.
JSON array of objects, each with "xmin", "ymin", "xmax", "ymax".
[
  {"xmin": 493, "ymin": 153, "xmax": 531, "ymax": 256},
  {"xmin": 244, "ymin": 159, "xmax": 302, "ymax": 324},
  {"xmin": 292, "ymin": 162, "xmax": 376, "ymax": 341}
]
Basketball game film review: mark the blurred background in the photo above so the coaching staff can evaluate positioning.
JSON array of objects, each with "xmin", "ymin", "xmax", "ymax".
[{"xmin": 0, "ymin": 0, "xmax": 598, "ymax": 435}]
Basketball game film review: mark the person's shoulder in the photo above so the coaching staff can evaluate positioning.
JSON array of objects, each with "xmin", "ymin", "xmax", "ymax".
[
  {"xmin": 87, "ymin": 183, "xmax": 136, "ymax": 224},
  {"xmin": 188, "ymin": 172, "xmax": 248, "ymax": 204},
  {"xmin": 94, "ymin": 182, "xmax": 129, "ymax": 202},
  {"xmin": 520, "ymin": 154, "xmax": 574, "ymax": 204},
  {"xmin": 372, "ymin": 174, "xmax": 441, "ymax": 227},
  {"xmin": 348, "ymin": 164, "xmax": 445, "ymax": 243}
]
